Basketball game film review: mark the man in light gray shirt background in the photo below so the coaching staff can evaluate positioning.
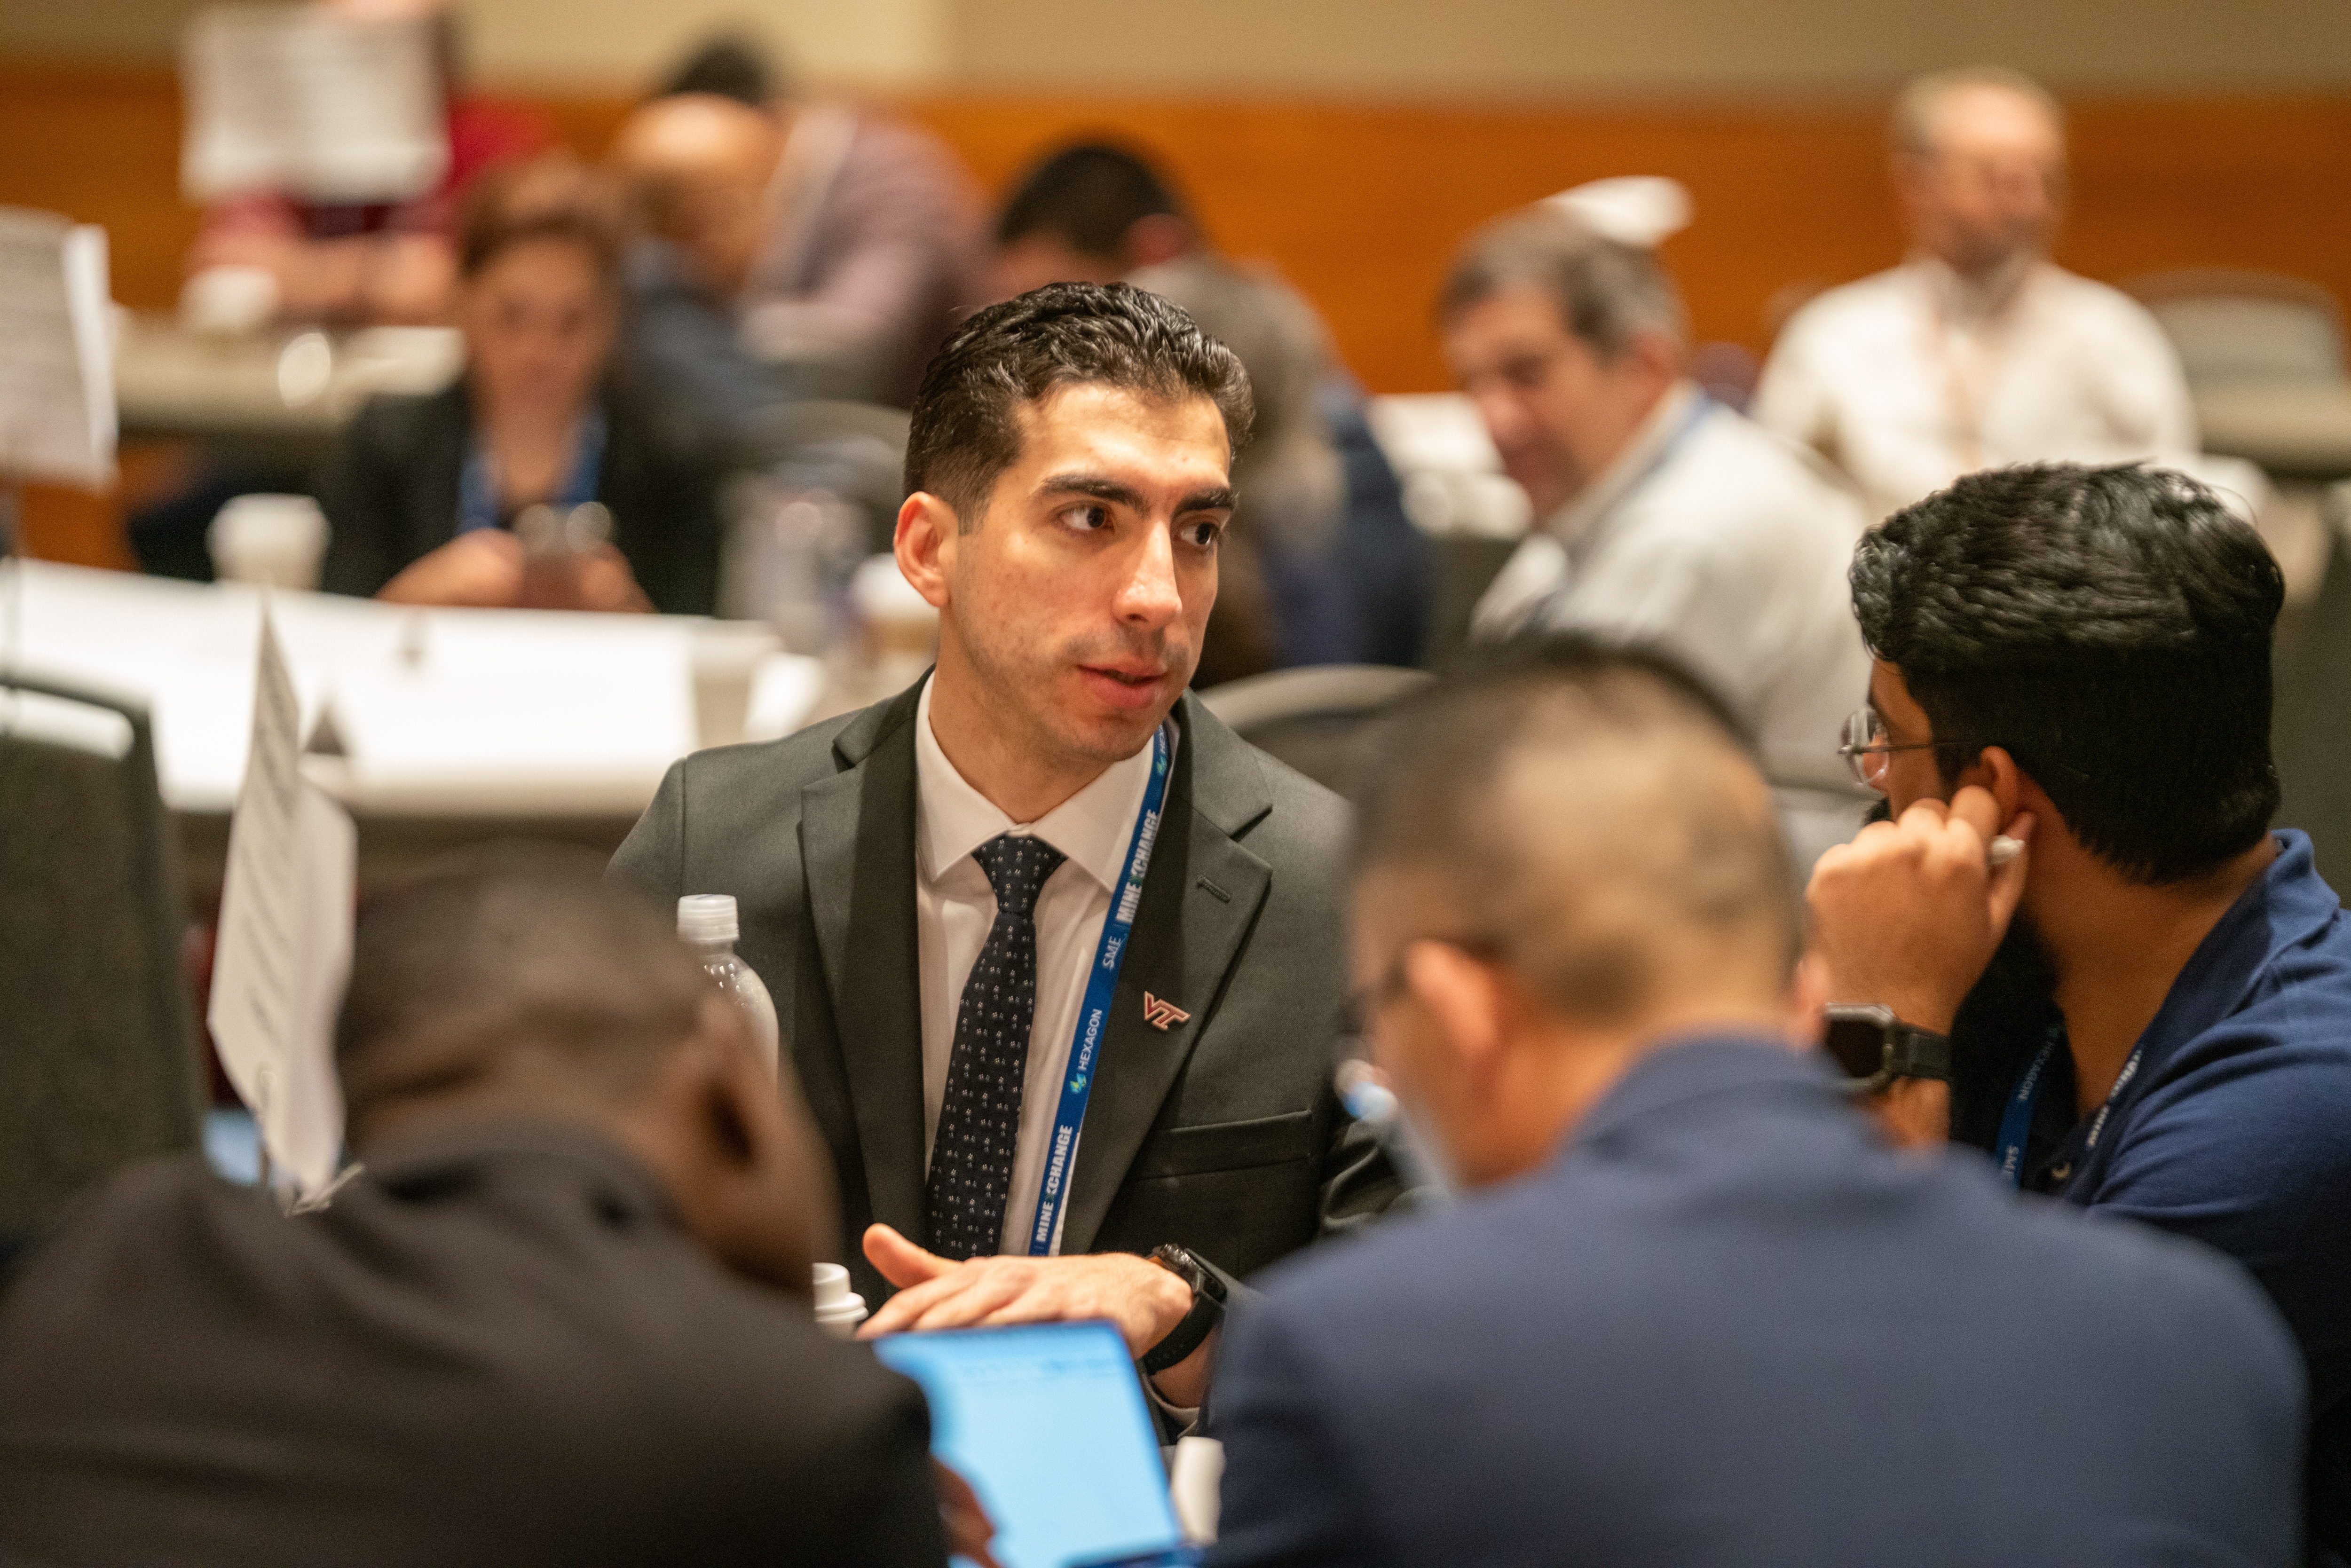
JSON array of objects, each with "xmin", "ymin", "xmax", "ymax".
[{"xmin": 1441, "ymin": 204, "xmax": 1872, "ymax": 871}]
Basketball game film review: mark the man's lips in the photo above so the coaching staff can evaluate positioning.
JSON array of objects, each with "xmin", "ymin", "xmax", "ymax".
[{"xmin": 1077, "ymin": 662, "xmax": 1172, "ymax": 711}]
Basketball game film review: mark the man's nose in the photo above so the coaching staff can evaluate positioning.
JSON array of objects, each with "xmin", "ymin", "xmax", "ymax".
[
  {"xmin": 1113, "ymin": 524, "xmax": 1185, "ymax": 628},
  {"xmin": 1467, "ymin": 383, "xmax": 1527, "ymax": 449}
]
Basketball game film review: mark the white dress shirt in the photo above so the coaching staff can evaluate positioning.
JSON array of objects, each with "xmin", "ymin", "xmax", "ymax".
[
  {"xmin": 1752, "ymin": 256, "xmax": 2201, "ymax": 525},
  {"xmin": 1471, "ymin": 381, "xmax": 1874, "ymax": 871},
  {"xmin": 913, "ymin": 678, "xmax": 1170, "ymax": 1256}
]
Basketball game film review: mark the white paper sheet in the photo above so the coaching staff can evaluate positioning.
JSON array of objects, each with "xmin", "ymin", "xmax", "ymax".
[
  {"xmin": 207, "ymin": 609, "xmax": 355, "ymax": 1199},
  {"xmin": 181, "ymin": 5, "xmax": 449, "ymax": 204},
  {"xmin": 0, "ymin": 209, "xmax": 117, "ymax": 489}
]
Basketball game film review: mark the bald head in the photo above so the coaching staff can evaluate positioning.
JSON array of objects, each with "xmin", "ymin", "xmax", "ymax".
[
  {"xmin": 609, "ymin": 93, "xmax": 784, "ymax": 299},
  {"xmin": 1353, "ymin": 637, "xmax": 1798, "ymax": 1029},
  {"xmin": 1889, "ymin": 68, "xmax": 2067, "ymax": 278}
]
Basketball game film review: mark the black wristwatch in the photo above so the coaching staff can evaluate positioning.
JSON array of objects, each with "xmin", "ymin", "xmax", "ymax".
[
  {"xmin": 1822, "ymin": 1003, "xmax": 1952, "ymax": 1094},
  {"xmin": 1139, "ymin": 1244, "xmax": 1227, "ymax": 1376}
]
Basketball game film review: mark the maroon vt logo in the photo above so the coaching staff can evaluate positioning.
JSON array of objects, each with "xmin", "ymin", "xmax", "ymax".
[{"xmin": 1141, "ymin": 992, "xmax": 1191, "ymax": 1031}]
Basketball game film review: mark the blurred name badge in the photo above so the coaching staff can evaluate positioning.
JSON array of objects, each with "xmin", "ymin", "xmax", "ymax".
[
  {"xmin": 181, "ymin": 5, "xmax": 449, "ymax": 204},
  {"xmin": 0, "ymin": 208, "xmax": 116, "ymax": 490}
]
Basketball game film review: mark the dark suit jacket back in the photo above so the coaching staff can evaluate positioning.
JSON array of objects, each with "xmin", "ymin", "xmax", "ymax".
[
  {"xmin": 610, "ymin": 683, "xmax": 1394, "ymax": 1306},
  {"xmin": 314, "ymin": 378, "xmax": 723, "ymax": 616},
  {"xmin": 1207, "ymin": 1038, "xmax": 2306, "ymax": 1568},
  {"xmin": 0, "ymin": 1123, "xmax": 945, "ymax": 1568}
]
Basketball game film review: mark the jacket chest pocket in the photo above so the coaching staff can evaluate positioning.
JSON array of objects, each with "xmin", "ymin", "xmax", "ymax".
[{"xmin": 1128, "ymin": 1109, "xmax": 1315, "ymax": 1180}]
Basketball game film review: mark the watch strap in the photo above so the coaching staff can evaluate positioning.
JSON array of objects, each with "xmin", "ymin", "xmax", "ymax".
[{"xmin": 1140, "ymin": 1245, "xmax": 1226, "ymax": 1376}]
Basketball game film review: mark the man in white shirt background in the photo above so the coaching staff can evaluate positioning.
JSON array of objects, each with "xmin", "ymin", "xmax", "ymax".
[
  {"xmin": 1444, "ymin": 205, "xmax": 1872, "ymax": 872},
  {"xmin": 1753, "ymin": 66, "xmax": 2263, "ymax": 528}
]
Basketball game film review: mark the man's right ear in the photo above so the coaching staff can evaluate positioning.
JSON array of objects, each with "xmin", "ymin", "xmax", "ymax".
[{"xmin": 893, "ymin": 491, "xmax": 958, "ymax": 612}]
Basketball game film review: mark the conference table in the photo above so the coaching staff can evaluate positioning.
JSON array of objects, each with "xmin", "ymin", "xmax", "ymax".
[{"xmin": 3, "ymin": 559, "xmax": 844, "ymax": 902}]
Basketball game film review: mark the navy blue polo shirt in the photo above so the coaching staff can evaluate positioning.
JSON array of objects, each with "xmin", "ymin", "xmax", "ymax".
[{"xmin": 1999, "ymin": 830, "xmax": 2351, "ymax": 1551}]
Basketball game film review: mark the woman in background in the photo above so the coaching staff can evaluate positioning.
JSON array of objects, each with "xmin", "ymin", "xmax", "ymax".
[{"xmin": 316, "ymin": 155, "xmax": 721, "ymax": 614}]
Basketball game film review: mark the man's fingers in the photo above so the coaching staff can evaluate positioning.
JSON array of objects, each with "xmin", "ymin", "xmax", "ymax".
[
  {"xmin": 860, "ymin": 1270, "xmax": 978, "ymax": 1337},
  {"xmin": 1947, "ymin": 784, "xmax": 2004, "ymax": 843},
  {"xmin": 862, "ymin": 1223, "xmax": 952, "ymax": 1289},
  {"xmin": 1985, "ymin": 810, "xmax": 2036, "ymax": 929}
]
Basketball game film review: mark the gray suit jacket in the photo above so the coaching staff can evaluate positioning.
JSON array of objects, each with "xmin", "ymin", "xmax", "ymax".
[{"xmin": 610, "ymin": 681, "xmax": 1396, "ymax": 1306}]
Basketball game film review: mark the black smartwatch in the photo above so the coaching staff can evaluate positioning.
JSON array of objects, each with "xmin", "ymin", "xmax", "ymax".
[
  {"xmin": 1139, "ymin": 1244, "xmax": 1227, "ymax": 1376},
  {"xmin": 1822, "ymin": 1003, "xmax": 1952, "ymax": 1094}
]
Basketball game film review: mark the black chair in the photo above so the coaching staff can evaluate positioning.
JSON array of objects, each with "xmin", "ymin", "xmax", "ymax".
[
  {"xmin": 0, "ymin": 674, "xmax": 205, "ymax": 1262},
  {"xmin": 2274, "ymin": 507, "xmax": 2351, "ymax": 887},
  {"xmin": 1199, "ymin": 664, "xmax": 1435, "ymax": 798}
]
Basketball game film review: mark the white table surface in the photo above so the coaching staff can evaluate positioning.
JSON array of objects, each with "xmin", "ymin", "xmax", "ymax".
[{"xmin": 2, "ymin": 560, "xmax": 821, "ymax": 818}]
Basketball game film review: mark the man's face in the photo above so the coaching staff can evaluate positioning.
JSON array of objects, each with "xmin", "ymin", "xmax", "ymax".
[
  {"xmin": 1899, "ymin": 85, "xmax": 2067, "ymax": 278},
  {"xmin": 1866, "ymin": 658, "xmax": 1957, "ymax": 813},
  {"xmin": 1348, "ymin": 871, "xmax": 1482, "ymax": 1187},
  {"xmin": 937, "ymin": 383, "xmax": 1233, "ymax": 770},
  {"xmin": 1444, "ymin": 284, "xmax": 1648, "ymax": 519},
  {"xmin": 990, "ymin": 234, "xmax": 1124, "ymax": 302}
]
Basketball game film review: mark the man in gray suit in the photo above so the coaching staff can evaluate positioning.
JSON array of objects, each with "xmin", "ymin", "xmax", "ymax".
[{"xmin": 612, "ymin": 282, "xmax": 1393, "ymax": 1411}]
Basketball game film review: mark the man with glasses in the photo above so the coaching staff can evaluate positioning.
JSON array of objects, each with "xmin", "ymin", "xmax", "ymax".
[
  {"xmin": 1808, "ymin": 461, "xmax": 2351, "ymax": 1563},
  {"xmin": 1207, "ymin": 633, "xmax": 2302, "ymax": 1568}
]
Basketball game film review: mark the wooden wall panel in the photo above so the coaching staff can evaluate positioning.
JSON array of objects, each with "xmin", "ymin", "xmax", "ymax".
[{"xmin": 6, "ymin": 63, "xmax": 2351, "ymax": 560}]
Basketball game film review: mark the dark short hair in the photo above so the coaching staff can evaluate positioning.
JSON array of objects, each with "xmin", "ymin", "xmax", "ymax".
[
  {"xmin": 1438, "ymin": 206, "xmax": 1688, "ymax": 356},
  {"xmin": 1854, "ymin": 463, "xmax": 2284, "ymax": 883},
  {"xmin": 336, "ymin": 846, "xmax": 711, "ymax": 1128},
  {"xmin": 1354, "ymin": 635, "xmax": 1797, "ymax": 1023},
  {"xmin": 903, "ymin": 281, "xmax": 1253, "ymax": 528},
  {"xmin": 657, "ymin": 32, "xmax": 782, "ymax": 107},
  {"xmin": 457, "ymin": 155, "xmax": 625, "ymax": 287},
  {"xmin": 996, "ymin": 142, "xmax": 1188, "ymax": 257}
]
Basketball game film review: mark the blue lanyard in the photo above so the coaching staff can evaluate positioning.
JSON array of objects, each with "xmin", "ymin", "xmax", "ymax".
[
  {"xmin": 458, "ymin": 409, "xmax": 607, "ymax": 535},
  {"xmin": 1025, "ymin": 719, "xmax": 1174, "ymax": 1256},
  {"xmin": 1995, "ymin": 1024, "xmax": 2148, "ymax": 1190}
]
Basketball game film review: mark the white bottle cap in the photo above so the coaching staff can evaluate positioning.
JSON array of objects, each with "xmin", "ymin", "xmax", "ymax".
[
  {"xmin": 678, "ymin": 894, "xmax": 739, "ymax": 944},
  {"xmin": 813, "ymin": 1261, "xmax": 868, "ymax": 1337}
]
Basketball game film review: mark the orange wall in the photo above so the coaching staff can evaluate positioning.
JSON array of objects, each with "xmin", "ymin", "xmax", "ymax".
[{"xmin": 7, "ymin": 64, "xmax": 2351, "ymax": 559}]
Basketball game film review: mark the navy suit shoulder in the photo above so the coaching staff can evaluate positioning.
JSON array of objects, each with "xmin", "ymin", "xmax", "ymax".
[{"xmin": 1209, "ymin": 1039, "xmax": 2303, "ymax": 1568}]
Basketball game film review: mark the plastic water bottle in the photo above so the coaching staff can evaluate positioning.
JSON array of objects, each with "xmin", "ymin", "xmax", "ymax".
[{"xmin": 678, "ymin": 895, "xmax": 779, "ymax": 1073}]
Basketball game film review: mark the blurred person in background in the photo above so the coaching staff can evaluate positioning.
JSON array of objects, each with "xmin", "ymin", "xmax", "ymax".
[
  {"xmin": 1754, "ymin": 68, "xmax": 2209, "ymax": 525},
  {"xmin": 1208, "ymin": 636, "xmax": 2303, "ymax": 1568},
  {"xmin": 0, "ymin": 851, "xmax": 966, "ymax": 1567},
  {"xmin": 129, "ymin": 0, "xmax": 553, "ymax": 582},
  {"xmin": 609, "ymin": 36, "xmax": 984, "ymax": 437},
  {"xmin": 995, "ymin": 142, "xmax": 1431, "ymax": 669},
  {"xmin": 1807, "ymin": 463, "xmax": 2351, "ymax": 1562},
  {"xmin": 314, "ymin": 156, "xmax": 722, "ymax": 614},
  {"xmin": 1443, "ymin": 205, "xmax": 1870, "ymax": 872}
]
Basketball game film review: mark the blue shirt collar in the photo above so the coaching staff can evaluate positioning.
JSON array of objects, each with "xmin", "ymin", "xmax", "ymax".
[{"xmin": 1568, "ymin": 1032, "xmax": 1843, "ymax": 1157}]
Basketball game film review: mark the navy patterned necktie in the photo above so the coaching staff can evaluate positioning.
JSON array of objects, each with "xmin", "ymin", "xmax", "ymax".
[{"xmin": 926, "ymin": 833, "xmax": 1066, "ymax": 1262}]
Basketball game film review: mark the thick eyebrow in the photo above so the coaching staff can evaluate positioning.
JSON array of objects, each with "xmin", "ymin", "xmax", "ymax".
[{"xmin": 1036, "ymin": 472, "xmax": 1237, "ymax": 516}]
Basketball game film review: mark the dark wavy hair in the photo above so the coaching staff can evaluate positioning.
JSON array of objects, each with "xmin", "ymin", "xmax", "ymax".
[
  {"xmin": 1853, "ymin": 463, "xmax": 2283, "ymax": 883},
  {"xmin": 903, "ymin": 281, "xmax": 1253, "ymax": 530}
]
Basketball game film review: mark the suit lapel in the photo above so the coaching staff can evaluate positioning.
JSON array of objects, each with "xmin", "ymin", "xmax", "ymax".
[
  {"xmin": 1061, "ymin": 696, "xmax": 1275, "ymax": 1256},
  {"xmin": 800, "ymin": 689, "xmax": 930, "ymax": 1244}
]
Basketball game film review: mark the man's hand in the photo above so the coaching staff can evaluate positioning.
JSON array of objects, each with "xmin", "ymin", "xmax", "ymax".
[
  {"xmin": 1866, "ymin": 1076, "xmax": 1952, "ymax": 1150},
  {"xmin": 857, "ymin": 1224, "xmax": 1193, "ymax": 1355},
  {"xmin": 1807, "ymin": 787, "xmax": 2035, "ymax": 1036},
  {"xmin": 932, "ymin": 1459, "xmax": 1003, "ymax": 1568}
]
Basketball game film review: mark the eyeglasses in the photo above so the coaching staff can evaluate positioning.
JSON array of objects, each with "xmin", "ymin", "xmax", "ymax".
[
  {"xmin": 1838, "ymin": 704, "xmax": 1958, "ymax": 792},
  {"xmin": 1337, "ymin": 933, "xmax": 1509, "ymax": 1044}
]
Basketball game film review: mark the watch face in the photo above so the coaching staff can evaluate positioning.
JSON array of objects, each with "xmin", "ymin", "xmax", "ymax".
[{"xmin": 1822, "ymin": 1014, "xmax": 1890, "ymax": 1081}]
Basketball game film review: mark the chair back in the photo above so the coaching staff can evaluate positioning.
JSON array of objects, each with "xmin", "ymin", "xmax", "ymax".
[
  {"xmin": 0, "ymin": 675, "xmax": 205, "ymax": 1249},
  {"xmin": 1199, "ymin": 664, "xmax": 1434, "ymax": 796},
  {"xmin": 2130, "ymin": 269, "xmax": 2348, "ymax": 389}
]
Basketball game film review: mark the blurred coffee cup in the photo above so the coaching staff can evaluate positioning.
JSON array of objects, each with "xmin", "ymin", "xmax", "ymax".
[
  {"xmin": 179, "ymin": 264, "xmax": 280, "ymax": 335},
  {"xmin": 208, "ymin": 493, "xmax": 328, "ymax": 591},
  {"xmin": 849, "ymin": 554, "xmax": 939, "ymax": 691},
  {"xmin": 692, "ymin": 621, "xmax": 781, "ymax": 749}
]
